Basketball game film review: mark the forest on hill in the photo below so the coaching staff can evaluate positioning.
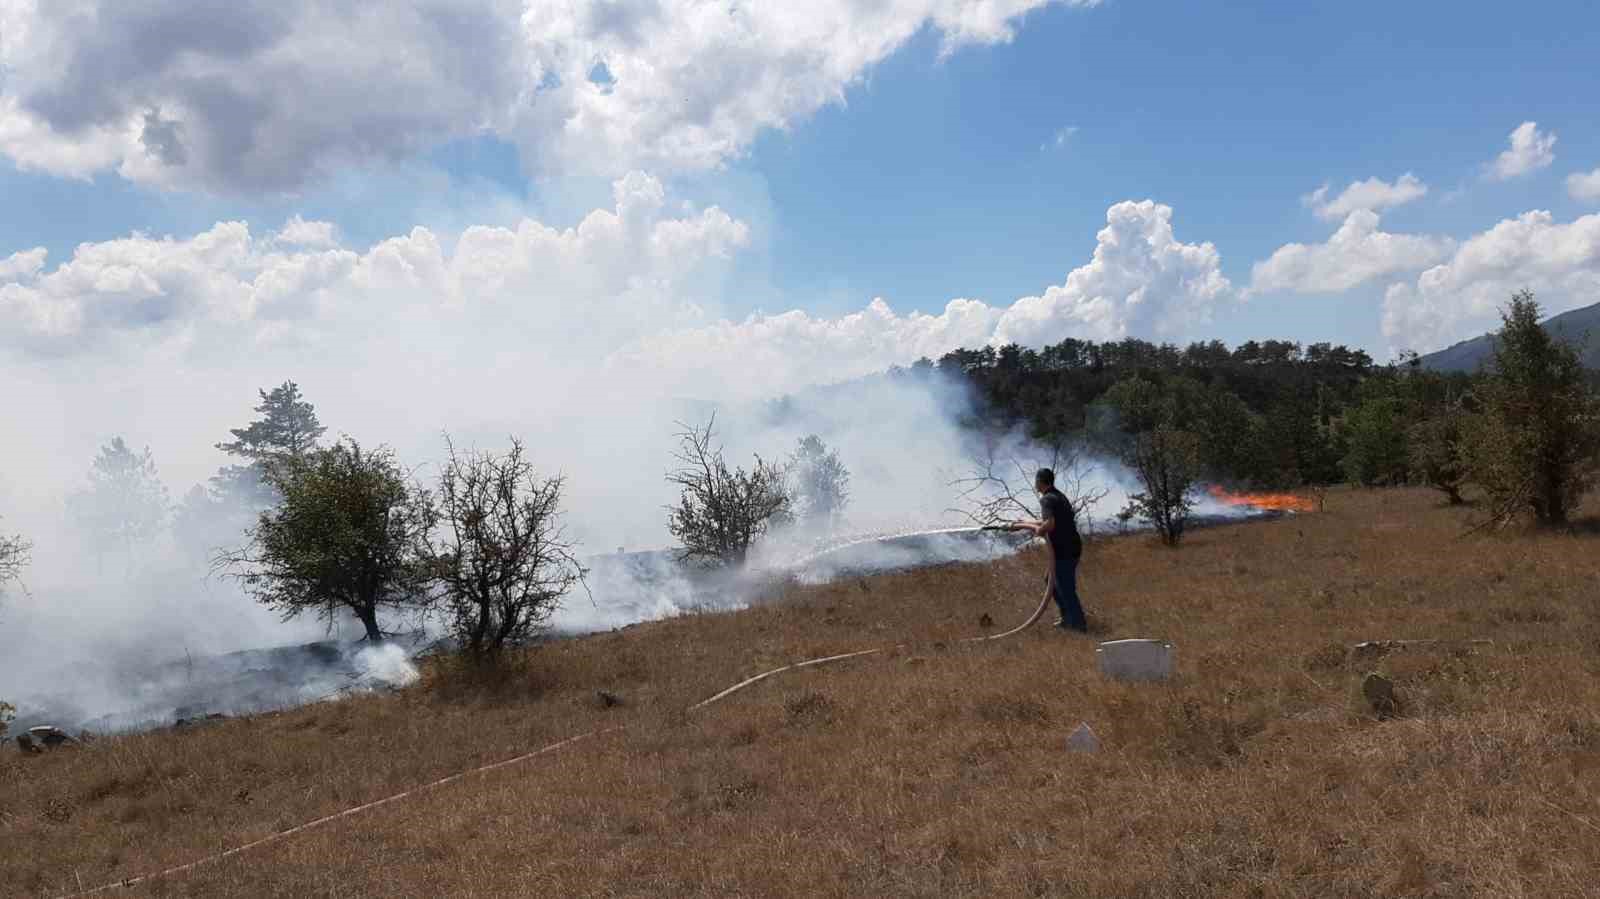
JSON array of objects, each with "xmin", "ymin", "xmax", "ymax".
[{"xmin": 773, "ymin": 293, "xmax": 1600, "ymax": 530}]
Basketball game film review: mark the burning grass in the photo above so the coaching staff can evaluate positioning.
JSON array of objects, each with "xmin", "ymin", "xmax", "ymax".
[
  {"xmin": 5, "ymin": 487, "xmax": 1600, "ymax": 896},
  {"xmin": 1206, "ymin": 484, "xmax": 1320, "ymax": 514}
]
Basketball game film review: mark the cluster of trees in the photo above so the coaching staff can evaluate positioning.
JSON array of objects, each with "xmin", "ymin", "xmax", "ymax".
[
  {"xmin": 13, "ymin": 288, "xmax": 1588, "ymax": 682},
  {"xmin": 892, "ymin": 290, "xmax": 1600, "ymax": 543},
  {"xmin": 217, "ymin": 425, "xmax": 587, "ymax": 661},
  {"xmin": 225, "ymin": 411, "xmax": 855, "ymax": 657},
  {"xmin": 5, "ymin": 376, "xmax": 856, "ymax": 665},
  {"xmin": 665, "ymin": 415, "xmax": 852, "ymax": 568}
]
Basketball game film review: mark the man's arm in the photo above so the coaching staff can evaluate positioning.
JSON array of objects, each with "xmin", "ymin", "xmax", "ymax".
[{"xmin": 1034, "ymin": 495, "xmax": 1058, "ymax": 538}]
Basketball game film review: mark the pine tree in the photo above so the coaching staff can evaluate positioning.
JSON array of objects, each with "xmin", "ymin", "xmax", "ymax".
[
  {"xmin": 213, "ymin": 381, "xmax": 327, "ymax": 506},
  {"xmin": 1465, "ymin": 290, "xmax": 1600, "ymax": 527},
  {"xmin": 70, "ymin": 437, "xmax": 170, "ymax": 570}
]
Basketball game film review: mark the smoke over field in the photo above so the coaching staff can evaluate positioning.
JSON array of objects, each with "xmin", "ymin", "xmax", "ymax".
[
  {"xmin": 0, "ymin": 351, "xmax": 1277, "ymax": 739},
  {"xmin": 0, "ymin": 368, "xmax": 1061, "ymax": 731}
]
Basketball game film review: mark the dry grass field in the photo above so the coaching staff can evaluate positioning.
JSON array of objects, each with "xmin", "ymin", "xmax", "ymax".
[{"xmin": 5, "ymin": 487, "xmax": 1600, "ymax": 897}]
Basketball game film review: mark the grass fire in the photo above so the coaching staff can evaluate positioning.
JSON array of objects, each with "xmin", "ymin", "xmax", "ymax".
[
  {"xmin": 1206, "ymin": 485, "xmax": 1320, "ymax": 514},
  {"xmin": 5, "ymin": 487, "xmax": 1600, "ymax": 896}
]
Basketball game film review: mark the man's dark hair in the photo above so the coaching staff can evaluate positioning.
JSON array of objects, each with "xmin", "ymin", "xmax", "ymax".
[{"xmin": 1035, "ymin": 468, "xmax": 1055, "ymax": 487}]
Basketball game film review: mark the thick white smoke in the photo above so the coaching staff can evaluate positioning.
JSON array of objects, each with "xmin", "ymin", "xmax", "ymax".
[{"xmin": 0, "ymin": 172, "xmax": 1236, "ymax": 733}]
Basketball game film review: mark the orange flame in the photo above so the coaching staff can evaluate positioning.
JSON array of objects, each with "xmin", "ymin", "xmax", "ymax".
[{"xmin": 1206, "ymin": 485, "xmax": 1317, "ymax": 513}]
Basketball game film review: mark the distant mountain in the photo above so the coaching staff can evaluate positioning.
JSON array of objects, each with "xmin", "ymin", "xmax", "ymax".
[{"xmin": 1419, "ymin": 300, "xmax": 1600, "ymax": 372}]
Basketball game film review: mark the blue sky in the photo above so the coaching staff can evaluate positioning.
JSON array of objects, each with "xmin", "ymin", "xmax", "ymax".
[{"xmin": 4, "ymin": 0, "xmax": 1599, "ymax": 380}]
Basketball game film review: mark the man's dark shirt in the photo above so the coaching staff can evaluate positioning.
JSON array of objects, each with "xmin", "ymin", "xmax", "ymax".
[{"xmin": 1039, "ymin": 488, "xmax": 1082, "ymax": 560}]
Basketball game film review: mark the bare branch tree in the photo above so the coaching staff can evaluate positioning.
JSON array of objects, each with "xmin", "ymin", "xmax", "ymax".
[
  {"xmin": 0, "ymin": 518, "xmax": 29, "ymax": 592},
  {"xmin": 415, "ymin": 436, "xmax": 587, "ymax": 660},
  {"xmin": 1120, "ymin": 424, "xmax": 1201, "ymax": 546},
  {"xmin": 950, "ymin": 434, "xmax": 1110, "ymax": 535},
  {"xmin": 666, "ymin": 414, "xmax": 792, "ymax": 567}
]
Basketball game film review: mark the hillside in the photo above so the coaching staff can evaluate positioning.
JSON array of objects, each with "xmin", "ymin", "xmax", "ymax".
[
  {"xmin": 1420, "ymin": 299, "xmax": 1600, "ymax": 372},
  {"xmin": 5, "ymin": 488, "xmax": 1600, "ymax": 897}
]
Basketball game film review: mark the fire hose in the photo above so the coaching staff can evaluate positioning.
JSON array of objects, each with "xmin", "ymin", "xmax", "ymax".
[{"xmin": 59, "ymin": 530, "xmax": 1050, "ymax": 898}]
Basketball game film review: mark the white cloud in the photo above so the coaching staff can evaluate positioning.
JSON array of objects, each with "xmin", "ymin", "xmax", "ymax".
[
  {"xmin": 1568, "ymin": 168, "xmax": 1600, "ymax": 203},
  {"xmin": 1303, "ymin": 173, "xmax": 1428, "ymax": 221},
  {"xmin": 1382, "ymin": 209, "xmax": 1600, "ymax": 352},
  {"xmin": 1488, "ymin": 121, "xmax": 1557, "ymax": 181},
  {"xmin": 992, "ymin": 200, "xmax": 1232, "ymax": 347},
  {"xmin": 0, "ymin": 247, "xmax": 48, "ymax": 282},
  {"xmin": 0, "ymin": 0, "xmax": 1099, "ymax": 192},
  {"xmin": 1041, "ymin": 125, "xmax": 1078, "ymax": 152},
  {"xmin": 3, "ymin": 190, "xmax": 1227, "ymax": 486},
  {"xmin": 0, "ymin": 172, "xmax": 748, "ymax": 357},
  {"xmin": 1249, "ymin": 209, "xmax": 1454, "ymax": 296},
  {"xmin": 275, "ymin": 217, "xmax": 339, "ymax": 249},
  {"xmin": 619, "ymin": 199, "xmax": 1232, "ymax": 398}
]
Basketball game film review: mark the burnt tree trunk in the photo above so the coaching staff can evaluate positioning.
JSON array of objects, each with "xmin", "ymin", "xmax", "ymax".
[{"xmin": 354, "ymin": 603, "xmax": 383, "ymax": 643}]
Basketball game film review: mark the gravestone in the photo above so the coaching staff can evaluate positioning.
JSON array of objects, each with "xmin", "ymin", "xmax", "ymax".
[
  {"xmin": 1362, "ymin": 672, "xmax": 1400, "ymax": 718},
  {"xmin": 1066, "ymin": 722, "xmax": 1100, "ymax": 753},
  {"xmin": 1095, "ymin": 639, "xmax": 1175, "ymax": 682},
  {"xmin": 27, "ymin": 726, "xmax": 76, "ymax": 749}
]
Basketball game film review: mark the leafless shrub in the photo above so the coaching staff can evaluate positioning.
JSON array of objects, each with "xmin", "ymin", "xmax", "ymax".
[
  {"xmin": 415, "ymin": 436, "xmax": 587, "ymax": 660},
  {"xmin": 949, "ymin": 434, "xmax": 1109, "ymax": 534},
  {"xmin": 0, "ymin": 519, "xmax": 28, "ymax": 592},
  {"xmin": 666, "ymin": 414, "xmax": 792, "ymax": 567}
]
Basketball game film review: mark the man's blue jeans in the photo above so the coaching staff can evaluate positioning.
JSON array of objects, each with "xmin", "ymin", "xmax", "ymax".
[{"xmin": 1053, "ymin": 556, "xmax": 1087, "ymax": 631}]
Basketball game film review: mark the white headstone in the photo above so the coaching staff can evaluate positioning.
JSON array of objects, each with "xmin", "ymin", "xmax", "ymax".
[
  {"xmin": 1066, "ymin": 722, "xmax": 1099, "ymax": 753},
  {"xmin": 1095, "ymin": 639, "xmax": 1175, "ymax": 682}
]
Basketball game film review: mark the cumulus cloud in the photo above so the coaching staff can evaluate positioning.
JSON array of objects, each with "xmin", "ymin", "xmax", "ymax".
[
  {"xmin": 1303, "ymin": 173, "xmax": 1428, "ymax": 221},
  {"xmin": 0, "ymin": 173, "xmax": 748, "ymax": 358},
  {"xmin": 3, "ymin": 191, "xmax": 1225, "ymax": 384},
  {"xmin": 3, "ymin": 186, "xmax": 1228, "ymax": 517},
  {"xmin": 1487, "ymin": 121, "xmax": 1557, "ymax": 181},
  {"xmin": 0, "ymin": 0, "xmax": 1099, "ymax": 192},
  {"xmin": 1249, "ymin": 209, "xmax": 1454, "ymax": 296},
  {"xmin": 1568, "ymin": 168, "xmax": 1600, "ymax": 203},
  {"xmin": 992, "ymin": 200, "xmax": 1232, "ymax": 347},
  {"xmin": 615, "ymin": 200, "xmax": 1231, "ymax": 398},
  {"xmin": 1382, "ymin": 210, "xmax": 1600, "ymax": 352}
]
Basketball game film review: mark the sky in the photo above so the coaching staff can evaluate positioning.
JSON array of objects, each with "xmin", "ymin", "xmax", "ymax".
[{"xmin": 4, "ymin": 0, "xmax": 1600, "ymax": 519}]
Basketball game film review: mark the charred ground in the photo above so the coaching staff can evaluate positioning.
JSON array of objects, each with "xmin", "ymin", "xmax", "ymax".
[{"xmin": 4, "ymin": 487, "xmax": 1600, "ymax": 897}]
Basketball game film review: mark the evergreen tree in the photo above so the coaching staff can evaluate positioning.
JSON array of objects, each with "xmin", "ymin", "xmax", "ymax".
[
  {"xmin": 213, "ymin": 381, "xmax": 327, "ymax": 505},
  {"xmin": 1342, "ymin": 391, "xmax": 1411, "ymax": 486},
  {"xmin": 787, "ymin": 435, "xmax": 851, "ymax": 535},
  {"xmin": 1465, "ymin": 290, "xmax": 1600, "ymax": 527},
  {"xmin": 70, "ymin": 437, "xmax": 170, "ymax": 570}
]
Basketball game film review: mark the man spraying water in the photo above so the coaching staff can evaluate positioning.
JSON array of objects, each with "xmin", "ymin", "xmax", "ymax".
[{"xmin": 1006, "ymin": 468, "xmax": 1087, "ymax": 633}]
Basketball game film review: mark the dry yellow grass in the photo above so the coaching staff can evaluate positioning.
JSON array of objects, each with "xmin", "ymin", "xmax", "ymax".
[{"xmin": 5, "ymin": 487, "xmax": 1600, "ymax": 897}]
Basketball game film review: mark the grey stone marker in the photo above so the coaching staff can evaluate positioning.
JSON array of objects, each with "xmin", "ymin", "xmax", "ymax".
[
  {"xmin": 1095, "ymin": 639, "xmax": 1175, "ymax": 682},
  {"xmin": 1066, "ymin": 722, "xmax": 1100, "ymax": 753}
]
